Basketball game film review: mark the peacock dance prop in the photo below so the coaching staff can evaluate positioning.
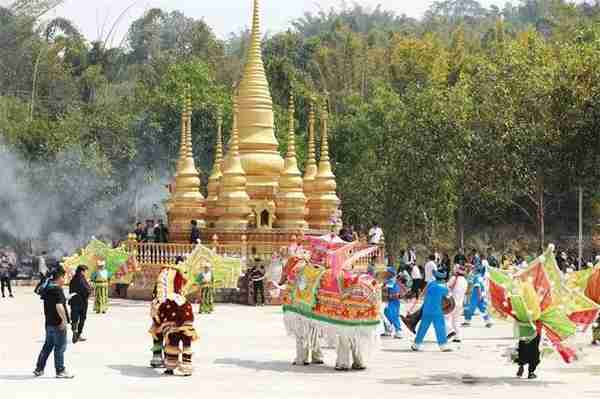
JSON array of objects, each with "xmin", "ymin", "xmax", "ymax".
[
  {"xmin": 62, "ymin": 239, "xmax": 139, "ymax": 284},
  {"xmin": 179, "ymin": 244, "xmax": 242, "ymax": 295},
  {"xmin": 489, "ymin": 245, "xmax": 600, "ymax": 363}
]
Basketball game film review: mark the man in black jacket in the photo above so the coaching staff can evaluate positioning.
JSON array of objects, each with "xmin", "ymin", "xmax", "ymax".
[
  {"xmin": 250, "ymin": 265, "xmax": 266, "ymax": 306},
  {"xmin": 34, "ymin": 267, "xmax": 74, "ymax": 378},
  {"xmin": 190, "ymin": 220, "xmax": 201, "ymax": 244},
  {"xmin": 69, "ymin": 265, "xmax": 91, "ymax": 343},
  {"xmin": 154, "ymin": 220, "xmax": 169, "ymax": 243}
]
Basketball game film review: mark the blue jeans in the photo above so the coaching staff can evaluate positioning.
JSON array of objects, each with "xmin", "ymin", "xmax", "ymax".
[{"xmin": 36, "ymin": 325, "xmax": 67, "ymax": 373}]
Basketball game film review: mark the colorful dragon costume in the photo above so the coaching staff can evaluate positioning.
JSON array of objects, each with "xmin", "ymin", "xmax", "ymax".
[{"xmin": 280, "ymin": 253, "xmax": 381, "ymax": 371}]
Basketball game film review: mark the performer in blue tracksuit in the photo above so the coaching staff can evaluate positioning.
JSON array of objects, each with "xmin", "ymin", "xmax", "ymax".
[
  {"xmin": 462, "ymin": 265, "xmax": 492, "ymax": 328},
  {"xmin": 383, "ymin": 267, "xmax": 403, "ymax": 339},
  {"xmin": 412, "ymin": 270, "xmax": 452, "ymax": 352}
]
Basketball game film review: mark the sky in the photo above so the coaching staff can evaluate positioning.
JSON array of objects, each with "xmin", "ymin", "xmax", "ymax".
[{"xmin": 16, "ymin": 0, "xmax": 508, "ymax": 46}]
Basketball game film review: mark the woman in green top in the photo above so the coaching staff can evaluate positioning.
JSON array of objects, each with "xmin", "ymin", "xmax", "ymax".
[
  {"xmin": 196, "ymin": 266, "xmax": 214, "ymax": 314},
  {"xmin": 91, "ymin": 260, "xmax": 110, "ymax": 314}
]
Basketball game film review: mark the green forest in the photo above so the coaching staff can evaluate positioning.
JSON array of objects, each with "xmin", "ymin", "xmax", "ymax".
[{"xmin": 1, "ymin": 0, "xmax": 599, "ymax": 256}]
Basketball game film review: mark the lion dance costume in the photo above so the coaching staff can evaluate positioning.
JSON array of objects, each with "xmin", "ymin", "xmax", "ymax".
[{"xmin": 149, "ymin": 265, "xmax": 198, "ymax": 376}]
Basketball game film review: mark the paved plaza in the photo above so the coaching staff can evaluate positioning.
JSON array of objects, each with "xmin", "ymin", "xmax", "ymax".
[{"xmin": 2, "ymin": 288, "xmax": 600, "ymax": 399}]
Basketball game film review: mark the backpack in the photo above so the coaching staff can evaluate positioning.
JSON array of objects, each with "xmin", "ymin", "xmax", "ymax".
[{"xmin": 34, "ymin": 272, "xmax": 52, "ymax": 299}]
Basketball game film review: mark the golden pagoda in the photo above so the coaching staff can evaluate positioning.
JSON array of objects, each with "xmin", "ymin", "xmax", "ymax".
[
  {"xmin": 303, "ymin": 97, "xmax": 319, "ymax": 227},
  {"xmin": 166, "ymin": 87, "xmax": 206, "ymax": 243},
  {"xmin": 274, "ymin": 93, "xmax": 308, "ymax": 229},
  {"xmin": 206, "ymin": 109, "xmax": 224, "ymax": 227},
  {"xmin": 166, "ymin": 0, "xmax": 341, "ymax": 250},
  {"xmin": 310, "ymin": 100, "xmax": 341, "ymax": 231},
  {"xmin": 237, "ymin": 0, "xmax": 284, "ymax": 200},
  {"xmin": 216, "ymin": 95, "xmax": 251, "ymax": 230}
]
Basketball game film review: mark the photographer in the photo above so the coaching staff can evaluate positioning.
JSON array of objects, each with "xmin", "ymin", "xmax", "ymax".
[{"xmin": 33, "ymin": 267, "xmax": 74, "ymax": 379}]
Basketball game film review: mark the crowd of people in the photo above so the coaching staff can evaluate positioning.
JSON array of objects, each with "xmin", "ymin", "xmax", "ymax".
[
  {"xmin": 6, "ymin": 221, "xmax": 600, "ymax": 381},
  {"xmin": 32, "ymin": 257, "xmax": 120, "ymax": 378},
  {"xmin": 378, "ymin": 249, "xmax": 542, "ymax": 378},
  {"xmin": 133, "ymin": 219, "xmax": 170, "ymax": 243},
  {"xmin": 375, "ymin": 244, "xmax": 600, "ymax": 380}
]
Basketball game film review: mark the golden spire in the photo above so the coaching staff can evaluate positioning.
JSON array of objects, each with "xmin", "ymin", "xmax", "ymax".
[
  {"xmin": 311, "ymin": 96, "xmax": 340, "ymax": 231},
  {"xmin": 216, "ymin": 95, "xmax": 251, "ymax": 229},
  {"xmin": 167, "ymin": 85, "xmax": 206, "ymax": 242},
  {"xmin": 216, "ymin": 110, "xmax": 224, "ymax": 166},
  {"xmin": 286, "ymin": 93, "xmax": 297, "ymax": 158},
  {"xmin": 275, "ymin": 92, "xmax": 307, "ymax": 229},
  {"xmin": 209, "ymin": 108, "xmax": 224, "ymax": 181},
  {"xmin": 176, "ymin": 89, "xmax": 189, "ymax": 172},
  {"xmin": 303, "ymin": 97, "xmax": 318, "ymax": 187},
  {"xmin": 185, "ymin": 91, "xmax": 194, "ymax": 159},
  {"xmin": 303, "ymin": 96, "xmax": 319, "ymax": 227},
  {"xmin": 317, "ymin": 100, "xmax": 333, "ymax": 176},
  {"xmin": 228, "ymin": 98, "xmax": 243, "ymax": 167},
  {"xmin": 206, "ymin": 108, "xmax": 224, "ymax": 226},
  {"xmin": 236, "ymin": 0, "xmax": 284, "ymax": 199}
]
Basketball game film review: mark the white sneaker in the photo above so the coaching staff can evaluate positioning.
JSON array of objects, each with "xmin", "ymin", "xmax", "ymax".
[
  {"xmin": 411, "ymin": 344, "xmax": 422, "ymax": 352},
  {"xmin": 440, "ymin": 345, "xmax": 453, "ymax": 352},
  {"xmin": 393, "ymin": 331, "xmax": 403, "ymax": 339}
]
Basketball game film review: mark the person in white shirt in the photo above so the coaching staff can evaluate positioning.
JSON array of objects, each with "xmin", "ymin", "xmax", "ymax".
[
  {"xmin": 410, "ymin": 263, "xmax": 423, "ymax": 298},
  {"xmin": 446, "ymin": 265, "xmax": 469, "ymax": 343},
  {"xmin": 38, "ymin": 252, "xmax": 48, "ymax": 277},
  {"xmin": 481, "ymin": 258, "xmax": 490, "ymax": 270},
  {"xmin": 368, "ymin": 222, "xmax": 384, "ymax": 245},
  {"xmin": 424, "ymin": 254, "xmax": 438, "ymax": 283},
  {"xmin": 408, "ymin": 248, "xmax": 416, "ymax": 265}
]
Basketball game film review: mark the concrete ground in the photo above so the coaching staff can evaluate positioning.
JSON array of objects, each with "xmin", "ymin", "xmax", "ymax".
[{"xmin": 1, "ymin": 288, "xmax": 600, "ymax": 399}]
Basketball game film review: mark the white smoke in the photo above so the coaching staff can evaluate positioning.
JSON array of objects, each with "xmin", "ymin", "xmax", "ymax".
[{"xmin": 0, "ymin": 139, "xmax": 169, "ymax": 256}]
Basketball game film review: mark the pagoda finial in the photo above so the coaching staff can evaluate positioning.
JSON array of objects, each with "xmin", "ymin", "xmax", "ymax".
[
  {"xmin": 176, "ymin": 92, "xmax": 188, "ymax": 171},
  {"xmin": 303, "ymin": 96, "xmax": 319, "ymax": 227},
  {"xmin": 320, "ymin": 96, "xmax": 330, "ymax": 163},
  {"xmin": 306, "ymin": 97, "xmax": 317, "ymax": 166},
  {"xmin": 185, "ymin": 85, "xmax": 194, "ymax": 158},
  {"xmin": 287, "ymin": 92, "xmax": 296, "ymax": 158},
  {"xmin": 251, "ymin": 0, "xmax": 261, "ymax": 54},
  {"xmin": 216, "ymin": 109, "xmax": 224, "ymax": 165},
  {"xmin": 242, "ymin": 0, "xmax": 268, "ymax": 94}
]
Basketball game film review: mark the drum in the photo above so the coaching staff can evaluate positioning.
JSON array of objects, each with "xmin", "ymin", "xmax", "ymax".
[
  {"xmin": 442, "ymin": 296, "xmax": 456, "ymax": 315},
  {"xmin": 401, "ymin": 308, "xmax": 422, "ymax": 334}
]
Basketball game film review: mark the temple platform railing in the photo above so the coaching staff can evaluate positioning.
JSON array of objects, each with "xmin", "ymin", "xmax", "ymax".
[
  {"xmin": 124, "ymin": 235, "xmax": 386, "ymax": 272},
  {"xmin": 124, "ymin": 240, "xmax": 196, "ymax": 266}
]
